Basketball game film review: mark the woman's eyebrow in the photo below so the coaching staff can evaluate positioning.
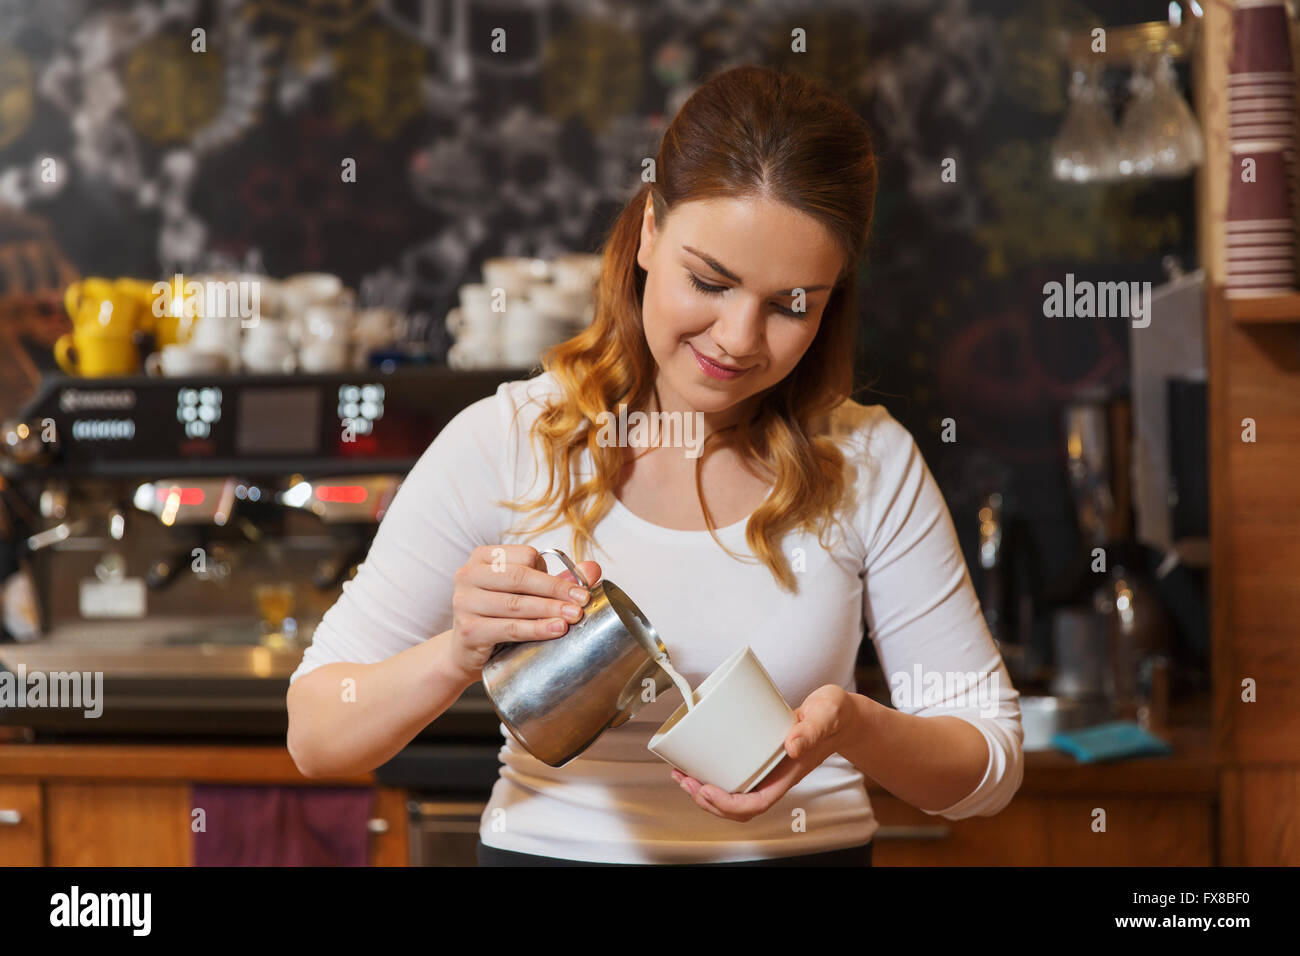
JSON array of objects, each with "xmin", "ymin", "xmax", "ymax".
[{"xmin": 681, "ymin": 245, "xmax": 831, "ymax": 295}]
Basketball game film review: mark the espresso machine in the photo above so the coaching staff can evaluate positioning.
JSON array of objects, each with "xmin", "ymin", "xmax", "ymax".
[
  {"xmin": 1048, "ymin": 389, "xmax": 1175, "ymax": 733},
  {"xmin": 0, "ymin": 367, "xmax": 518, "ymax": 742}
]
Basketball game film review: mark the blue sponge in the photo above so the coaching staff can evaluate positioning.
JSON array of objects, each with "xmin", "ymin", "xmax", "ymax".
[{"xmin": 1050, "ymin": 721, "xmax": 1174, "ymax": 762}]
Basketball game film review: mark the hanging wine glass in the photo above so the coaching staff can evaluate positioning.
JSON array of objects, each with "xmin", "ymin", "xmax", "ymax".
[
  {"xmin": 1116, "ymin": 52, "xmax": 1159, "ymax": 177},
  {"xmin": 1051, "ymin": 63, "xmax": 1121, "ymax": 183},
  {"xmin": 1149, "ymin": 51, "xmax": 1205, "ymax": 176}
]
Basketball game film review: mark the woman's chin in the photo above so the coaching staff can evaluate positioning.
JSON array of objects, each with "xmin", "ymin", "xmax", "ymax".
[{"xmin": 678, "ymin": 379, "xmax": 754, "ymax": 415}]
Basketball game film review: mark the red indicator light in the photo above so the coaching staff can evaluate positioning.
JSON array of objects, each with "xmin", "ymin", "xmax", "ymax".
[{"xmin": 315, "ymin": 485, "xmax": 368, "ymax": 504}]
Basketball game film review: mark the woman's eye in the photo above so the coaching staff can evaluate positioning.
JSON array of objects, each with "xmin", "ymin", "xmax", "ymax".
[
  {"xmin": 687, "ymin": 272, "xmax": 725, "ymax": 295},
  {"xmin": 687, "ymin": 272, "xmax": 805, "ymax": 318}
]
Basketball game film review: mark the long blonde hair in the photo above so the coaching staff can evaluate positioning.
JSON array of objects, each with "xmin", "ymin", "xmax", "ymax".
[{"xmin": 501, "ymin": 66, "xmax": 878, "ymax": 592}]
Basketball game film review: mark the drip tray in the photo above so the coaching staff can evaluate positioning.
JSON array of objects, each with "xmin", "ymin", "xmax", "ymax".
[{"xmin": 0, "ymin": 638, "xmax": 502, "ymax": 741}]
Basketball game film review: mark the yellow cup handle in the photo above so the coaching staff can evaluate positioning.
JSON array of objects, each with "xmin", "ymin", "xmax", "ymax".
[
  {"xmin": 138, "ymin": 299, "xmax": 157, "ymax": 333},
  {"xmin": 64, "ymin": 282, "xmax": 82, "ymax": 321},
  {"xmin": 54, "ymin": 333, "xmax": 79, "ymax": 374}
]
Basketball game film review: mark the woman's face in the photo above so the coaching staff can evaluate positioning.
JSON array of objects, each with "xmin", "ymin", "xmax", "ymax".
[{"xmin": 636, "ymin": 194, "xmax": 843, "ymax": 425}]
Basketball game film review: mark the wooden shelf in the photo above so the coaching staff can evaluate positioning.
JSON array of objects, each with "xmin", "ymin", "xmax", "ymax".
[
  {"xmin": 1228, "ymin": 292, "xmax": 1300, "ymax": 324},
  {"xmin": 1064, "ymin": 19, "xmax": 1199, "ymax": 66}
]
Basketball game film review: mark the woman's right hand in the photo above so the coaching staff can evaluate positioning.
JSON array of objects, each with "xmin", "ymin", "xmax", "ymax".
[{"xmin": 447, "ymin": 544, "xmax": 601, "ymax": 683}]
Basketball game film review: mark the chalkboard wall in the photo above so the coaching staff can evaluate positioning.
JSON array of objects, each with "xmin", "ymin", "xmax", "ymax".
[{"xmin": 0, "ymin": 0, "xmax": 1199, "ymax": 656}]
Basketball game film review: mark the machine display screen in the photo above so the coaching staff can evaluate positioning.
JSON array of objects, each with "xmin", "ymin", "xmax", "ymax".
[
  {"xmin": 236, "ymin": 387, "xmax": 320, "ymax": 455},
  {"xmin": 17, "ymin": 369, "xmax": 510, "ymax": 477}
]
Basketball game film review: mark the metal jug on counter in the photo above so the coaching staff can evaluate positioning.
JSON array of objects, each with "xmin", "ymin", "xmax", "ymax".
[{"xmin": 480, "ymin": 548, "xmax": 676, "ymax": 767}]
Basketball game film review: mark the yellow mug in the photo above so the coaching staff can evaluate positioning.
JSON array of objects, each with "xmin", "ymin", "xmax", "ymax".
[
  {"xmin": 64, "ymin": 278, "xmax": 145, "ymax": 337},
  {"xmin": 54, "ymin": 329, "xmax": 140, "ymax": 377},
  {"xmin": 128, "ymin": 278, "xmax": 190, "ymax": 346},
  {"xmin": 143, "ymin": 276, "xmax": 205, "ymax": 345}
]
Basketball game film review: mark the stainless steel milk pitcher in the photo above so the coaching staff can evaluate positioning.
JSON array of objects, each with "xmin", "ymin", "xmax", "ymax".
[{"xmin": 480, "ymin": 548, "xmax": 673, "ymax": 767}]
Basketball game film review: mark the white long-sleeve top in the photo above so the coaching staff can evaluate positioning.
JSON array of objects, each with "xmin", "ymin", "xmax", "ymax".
[{"xmin": 289, "ymin": 371, "xmax": 1024, "ymax": 864}]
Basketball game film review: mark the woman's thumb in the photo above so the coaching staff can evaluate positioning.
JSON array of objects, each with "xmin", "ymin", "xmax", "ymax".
[{"xmin": 576, "ymin": 561, "xmax": 602, "ymax": 587}]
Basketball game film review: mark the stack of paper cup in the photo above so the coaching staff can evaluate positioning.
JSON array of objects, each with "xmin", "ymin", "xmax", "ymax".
[{"xmin": 1226, "ymin": 0, "xmax": 1299, "ymax": 298}]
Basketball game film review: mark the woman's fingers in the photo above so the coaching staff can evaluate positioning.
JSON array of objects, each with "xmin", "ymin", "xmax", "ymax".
[
  {"xmin": 456, "ymin": 547, "xmax": 602, "ymax": 645},
  {"xmin": 492, "ymin": 614, "xmax": 574, "ymax": 642},
  {"xmin": 459, "ymin": 586, "xmax": 585, "ymax": 623},
  {"xmin": 472, "ymin": 552, "xmax": 591, "ymax": 605},
  {"xmin": 575, "ymin": 561, "xmax": 602, "ymax": 588},
  {"xmin": 531, "ymin": 554, "xmax": 603, "ymax": 595}
]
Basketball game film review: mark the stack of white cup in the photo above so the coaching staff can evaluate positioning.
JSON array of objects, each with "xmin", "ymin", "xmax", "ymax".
[
  {"xmin": 446, "ymin": 283, "xmax": 500, "ymax": 369},
  {"xmin": 282, "ymin": 273, "xmax": 357, "ymax": 372},
  {"xmin": 446, "ymin": 254, "xmax": 599, "ymax": 369},
  {"xmin": 146, "ymin": 271, "xmax": 414, "ymax": 376}
]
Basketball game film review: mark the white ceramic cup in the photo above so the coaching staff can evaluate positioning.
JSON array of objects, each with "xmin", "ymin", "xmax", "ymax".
[
  {"xmin": 145, "ymin": 344, "xmax": 230, "ymax": 377},
  {"xmin": 354, "ymin": 307, "xmax": 404, "ymax": 347},
  {"xmin": 241, "ymin": 320, "xmax": 296, "ymax": 373},
  {"xmin": 189, "ymin": 272, "xmax": 263, "ymax": 329},
  {"xmin": 446, "ymin": 305, "xmax": 501, "ymax": 340},
  {"xmin": 188, "ymin": 313, "xmax": 242, "ymax": 369},
  {"xmin": 501, "ymin": 301, "xmax": 573, "ymax": 344},
  {"xmin": 527, "ymin": 283, "xmax": 591, "ymax": 321},
  {"xmin": 448, "ymin": 338, "xmax": 500, "ymax": 369},
  {"xmin": 483, "ymin": 257, "xmax": 547, "ymax": 298},
  {"xmin": 458, "ymin": 283, "xmax": 493, "ymax": 311},
  {"xmin": 243, "ymin": 315, "xmax": 292, "ymax": 344},
  {"xmin": 285, "ymin": 272, "xmax": 344, "ymax": 302},
  {"xmin": 501, "ymin": 339, "xmax": 548, "ymax": 367},
  {"xmin": 297, "ymin": 303, "xmax": 352, "ymax": 347},
  {"xmin": 281, "ymin": 274, "xmax": 354, "ymax": 326},
  {"xmin": 647, "ymin": 645, "xmax": 796, "ymax": 794},
  {"xmin": 298, "ymin": 341, "xmax": 349, "ymax": 373},
  {"xmin": 239, "ymin": 273, "xmax": 279, "ymax": 322},
  {"xmin": 499, "ymin": 328, "xmax": 569, "ymax": 368},
  {"xmin": 242, "ymin": 347, "xmax": 295, "ymax": 374},
  {"xmin": 550, "ymin": 253, "xmax": 601, "ymax": 292}
]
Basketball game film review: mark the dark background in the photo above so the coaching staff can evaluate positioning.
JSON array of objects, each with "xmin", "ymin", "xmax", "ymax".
[{"xmin": 0, "ymin": 0, "xmax": 1198, "ymax": 658}]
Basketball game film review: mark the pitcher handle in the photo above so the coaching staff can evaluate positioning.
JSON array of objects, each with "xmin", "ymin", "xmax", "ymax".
[{"xmin": 535, "ymin": 548, "xmax": 590, "ymax": 590}]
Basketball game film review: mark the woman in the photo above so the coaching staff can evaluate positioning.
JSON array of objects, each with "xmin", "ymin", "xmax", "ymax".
[{"xmin": 286, "ymin": 65, "xmax": 1023, "ymax": 866}]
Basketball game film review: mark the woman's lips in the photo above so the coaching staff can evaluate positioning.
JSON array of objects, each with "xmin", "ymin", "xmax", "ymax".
[{"xmin": 689, "ymin": 344, "xmax": 750, "ymax": 380}]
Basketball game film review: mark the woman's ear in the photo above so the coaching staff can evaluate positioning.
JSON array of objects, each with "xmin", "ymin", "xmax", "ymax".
[{"xmin": 636, "ymin": 193, "xmax": 656, "ymax": 272}]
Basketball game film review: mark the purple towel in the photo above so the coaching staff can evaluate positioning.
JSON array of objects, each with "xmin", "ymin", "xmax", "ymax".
[{"xmin": 192, "ymin": 785, "xmax": 374, "ymax": 866}]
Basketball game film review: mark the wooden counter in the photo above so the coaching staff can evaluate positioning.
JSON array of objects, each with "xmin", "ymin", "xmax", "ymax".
[
  {"xmin": 0, "ymin": 730, "xmax": 408, "ymax": 866},
  {"xmin": 1, "ymin": 698, "xmax": 1217, "ymax": 866},
  {"xmin": 0, "ymin": 738, "xmax": 371, "ymax": 785},
  {"xmin": 0, "ymin": 721, "xmax": 1216, "ymax": 793},
  {"xmin": 866, "ymin": 709, "xmax": 1218, "ymax": 865}
]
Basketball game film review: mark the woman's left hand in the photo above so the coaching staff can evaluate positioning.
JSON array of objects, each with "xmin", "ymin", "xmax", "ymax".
[{"xmin": 671, "ymin": 684, "xmax": 862, "ymax": 822}]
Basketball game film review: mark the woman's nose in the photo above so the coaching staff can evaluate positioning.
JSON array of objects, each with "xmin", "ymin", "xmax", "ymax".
[{"xmin": 711, "ymin": 298, "xmax": 765, "ymax": 359}]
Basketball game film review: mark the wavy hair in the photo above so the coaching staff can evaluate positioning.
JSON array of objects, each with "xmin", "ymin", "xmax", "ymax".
[{"xmin": 501, "ymin": 65, "xmax": 878, "ymax": 592}]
